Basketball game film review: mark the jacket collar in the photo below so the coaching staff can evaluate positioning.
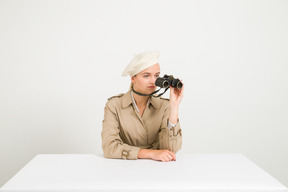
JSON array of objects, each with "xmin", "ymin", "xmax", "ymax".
[
  {"xmin": 122, "ymin": 90, "xmax": 160, "ymax": 109},
  {"xmin": 149, "ymin": 94, "xmax": 160, "ymax": 109},
  {"xmin": 122, "ymin": 91, "xmax": 133, "ymax": 109}
]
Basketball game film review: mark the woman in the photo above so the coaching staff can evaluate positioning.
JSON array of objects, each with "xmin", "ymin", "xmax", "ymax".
[{"xmin": 101, "ymin": 51, "xmax": 184, "ymax": 162}]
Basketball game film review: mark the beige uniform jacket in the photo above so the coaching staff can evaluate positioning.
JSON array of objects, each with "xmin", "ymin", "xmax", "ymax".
[{"xmin": 101, "ymin": 90, "xmax": 182, "ymax": 160}]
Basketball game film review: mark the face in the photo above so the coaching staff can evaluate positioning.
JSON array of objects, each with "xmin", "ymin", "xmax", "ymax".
[{"xmin": 131, "ymin": 63, "xmax": 160, "ymax": 94}]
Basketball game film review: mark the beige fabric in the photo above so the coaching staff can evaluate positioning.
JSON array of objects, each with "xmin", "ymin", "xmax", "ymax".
[
  {"xmin": 101, "ymin": 90, "xmax": 182, "ymax": 160},
  {"xmin": 121, "ymin": 51, "xmax": 160, "ymax": 77}
]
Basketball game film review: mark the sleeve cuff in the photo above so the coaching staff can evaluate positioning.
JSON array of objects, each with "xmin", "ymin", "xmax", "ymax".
[
  {"xmin": 167, "ymin": 119, "xmax": 181, "ymax": 136},
  {"xmin": 122, "ymin": 147, "xmax": 141, "ymax": 160},
  {"xmin": 168, "ymin": 120, "xmax": 178, "ymax": 129}
]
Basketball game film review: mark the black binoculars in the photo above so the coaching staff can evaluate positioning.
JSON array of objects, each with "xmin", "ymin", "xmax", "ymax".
[{"xmin": 155, "ymin": 74, "xmax": 183, "ymax": 89}]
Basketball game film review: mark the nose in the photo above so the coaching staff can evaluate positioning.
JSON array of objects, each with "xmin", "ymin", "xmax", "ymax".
[{"xmin": 150, "ymin": 76, "xmax": 157, "ymax": 85}]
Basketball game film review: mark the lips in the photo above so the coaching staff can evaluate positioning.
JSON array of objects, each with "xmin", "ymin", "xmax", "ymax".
[{"xmin": 148, "ymin": 86, "xmax": 156, "ymax": 89}]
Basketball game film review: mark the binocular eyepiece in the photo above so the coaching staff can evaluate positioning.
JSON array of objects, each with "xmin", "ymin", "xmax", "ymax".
[{"xmin": 155, "ymin": 74, "xmax": 183, "ymax": 89}]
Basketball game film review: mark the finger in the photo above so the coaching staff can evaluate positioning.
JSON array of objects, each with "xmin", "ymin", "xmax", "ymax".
[
  {"xmin": 172, "ymin": 153, "xmax": 176, "ymax": 161},
  {"xmin": 169, "ymin": 86, "xmax": 173, "ymax": 94},
  {"xmin": 170, "ymin": 86, "xmax": 175, "ymax": 93},
  {"xmin": 168, "ymin": 151, "xmax": 176, "ymax": 161},
  {"xmin": 179, "ymin": 88, "xmax": 184, "ymax": 97},
  {"xmin": 166, "ymin": 152, "xmax": 173, "ymax": 161},
  {"xmin": 176, "ymin": 89, "xmax": 181, "ymax": 96},
  {"xmin": 178, "ymin": 84, "xmax": 184, "ymax": 96},
  {"xmin": 162, "ymin": 155, "xmax": 169, "ymax": 162},
  {"xmin": 171, "ymin": 88, "xmax": 179, "ymax": 96},
  {"xmin": 166, "ymin": 153, "xmax": 173, "ymax": 161}
]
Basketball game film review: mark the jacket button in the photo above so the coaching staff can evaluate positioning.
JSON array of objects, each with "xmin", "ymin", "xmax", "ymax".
[{"xmin": 121, "ymin": 150, "xmax": 129, "ymax": 159}]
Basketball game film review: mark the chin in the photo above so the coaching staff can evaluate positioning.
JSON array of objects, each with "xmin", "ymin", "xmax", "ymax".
[{"xmin": 147, "ymin": 88, "xmax": 156, "ymax": 93}]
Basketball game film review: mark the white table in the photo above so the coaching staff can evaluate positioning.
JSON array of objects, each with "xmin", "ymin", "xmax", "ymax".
[{"xmin": 0, "ymin": 153, "xmax": 287, "ymax": 192}]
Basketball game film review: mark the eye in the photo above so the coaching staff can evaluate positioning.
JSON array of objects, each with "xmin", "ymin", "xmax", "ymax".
[
  {"xmin": 144, "ymin": 75, "xmax": 149, "ymax": 78},
  {"xmin": 155, "ymin": 75, "xmax": 159, "ymax": 78}
]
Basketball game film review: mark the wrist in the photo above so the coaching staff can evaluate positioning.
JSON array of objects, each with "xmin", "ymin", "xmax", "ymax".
[
  {"xmin": 169, "ymin": 101, "xmax": 179, "ymax": 107},
  {"xmin": 138, "ymin": 149, "xmax": 154, "ymax": 159},
  {"xmin": 148, "ymin": 149, "xmax": 155, "ymax": 159},
  {"xmin": 169, "ymin": 118, "xmax": 178, "ymax": 125},
  {"xmin": 169, "ymin": 106, "xmax": 178, "ymax": 124}
]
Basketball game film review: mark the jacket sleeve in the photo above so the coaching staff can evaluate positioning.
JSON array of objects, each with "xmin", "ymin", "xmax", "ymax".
[
  {"xmin": 158, "ymin": 106, "xmax": 182, "ymax": 153},
  {"xmin": 101, "ymin": 100, "xmax": 141, "ymax": 160}
]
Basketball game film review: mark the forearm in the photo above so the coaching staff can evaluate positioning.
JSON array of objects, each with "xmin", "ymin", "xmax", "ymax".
[
  {"xmin": 169, "ymin": 104, "xmax": 179, "ymax": 124},
  {"xmin": 137, "ymin": 149, "xmax": 154, "ymax": 159}
]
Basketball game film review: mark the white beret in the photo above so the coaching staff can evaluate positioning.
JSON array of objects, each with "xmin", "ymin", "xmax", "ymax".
[{"xmin": 122, "ymin": 51, "xmax": 160, "ymax": 77}]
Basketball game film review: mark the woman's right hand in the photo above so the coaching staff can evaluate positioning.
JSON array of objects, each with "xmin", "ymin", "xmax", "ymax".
[{"xmin": 150, "ymin": 149, "xmax": 176, "ymax": 162}]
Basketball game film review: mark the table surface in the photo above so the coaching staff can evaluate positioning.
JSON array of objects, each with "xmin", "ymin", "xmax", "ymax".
[{"xmin": 1, "ymin": 153, "xmax": 287, "ymax": 192}]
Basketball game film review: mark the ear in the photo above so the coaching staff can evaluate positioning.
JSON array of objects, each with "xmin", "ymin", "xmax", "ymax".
[{"xmin": 131, "ymin": 75, "xmax": 136, "ymax": 84}]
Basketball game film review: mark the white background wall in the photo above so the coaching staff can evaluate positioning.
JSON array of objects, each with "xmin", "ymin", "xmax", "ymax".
[{"xmin": 0, "ymin": 0, "xmax": 287, "ymax": 188}]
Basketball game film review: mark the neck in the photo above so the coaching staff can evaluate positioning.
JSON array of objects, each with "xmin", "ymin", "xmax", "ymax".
[{"xmin": 132, "ymin": 90, "xmax": 149, "ymax": 107}]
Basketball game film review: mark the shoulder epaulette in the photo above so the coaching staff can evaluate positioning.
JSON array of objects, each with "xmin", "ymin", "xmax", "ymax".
[{"xmin": 107, "ymin": 93, "xmax": 124, "ymax": 100}]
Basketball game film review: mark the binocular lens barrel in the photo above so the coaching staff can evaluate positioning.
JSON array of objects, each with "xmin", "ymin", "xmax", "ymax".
[
  {"xmin": 155, "ymin": 78, "xmax": 170, "ymax": 89},
  {"xmin": 162, "ymin": 80, "xmax": 170, "ymax": 88},
  {"xmin": 176, "ymin": 81, "xmax": 183, "ymax": 89},
  {"xmin": 155, "ymin": 75, "xmax": 183, "ymax": 89}
]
